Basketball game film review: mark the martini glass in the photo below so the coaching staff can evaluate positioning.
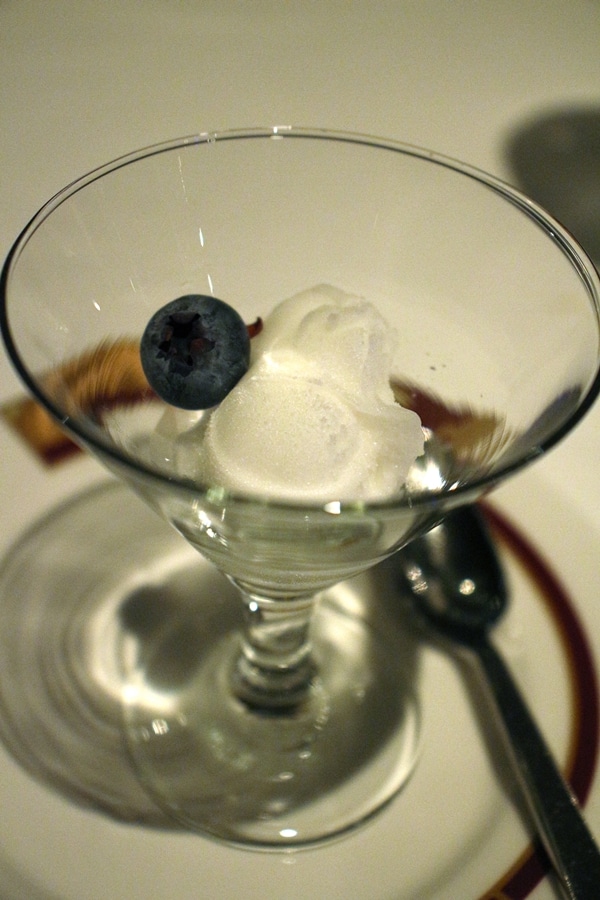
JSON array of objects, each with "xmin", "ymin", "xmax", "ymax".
[{"xmin": 1, "ymin": 127, "xmax": 599, "ymax": 848}]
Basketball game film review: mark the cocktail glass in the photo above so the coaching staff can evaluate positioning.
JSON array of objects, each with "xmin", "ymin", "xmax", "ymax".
[{"xmin": 2, "ymin": 128, "xmax": 599, "ymax": 847}]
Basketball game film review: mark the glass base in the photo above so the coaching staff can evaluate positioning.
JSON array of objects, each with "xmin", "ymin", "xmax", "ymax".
[
  {"xmin": 124, "ymin": 590, "xmax": 420, "ymax": 847},
  {"xmin": 0, "ymin": 479, "xmax": 420, "ymax": 846}
]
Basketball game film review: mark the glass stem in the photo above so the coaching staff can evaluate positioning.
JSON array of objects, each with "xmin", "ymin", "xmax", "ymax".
[{"xmin": 231, "ymin": 590, "xmax": 317, "ymax": 711}]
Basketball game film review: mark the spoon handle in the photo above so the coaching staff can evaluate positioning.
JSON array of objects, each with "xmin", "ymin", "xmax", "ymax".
[{"xmin": 476, "ymin": 637, "xmax": 600, "ymax": 899}]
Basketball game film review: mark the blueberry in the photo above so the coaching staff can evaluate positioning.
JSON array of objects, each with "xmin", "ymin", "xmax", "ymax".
[{"xmin": 140, "ymin": 295, "xmax": 250, "ymax": 409}]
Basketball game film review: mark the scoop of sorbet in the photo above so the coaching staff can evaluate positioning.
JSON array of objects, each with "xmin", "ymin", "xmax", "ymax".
[{"xmin": 171, "ymin": 285, "xmax": 424, "ymax": 503}]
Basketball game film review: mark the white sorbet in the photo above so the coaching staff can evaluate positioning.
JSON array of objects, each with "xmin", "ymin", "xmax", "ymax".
[{"xmin": 171, "ymin": 285, "xmax": 424, "ymax": 502}]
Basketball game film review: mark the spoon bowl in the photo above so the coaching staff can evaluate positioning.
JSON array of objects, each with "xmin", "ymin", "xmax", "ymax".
[
  {"xmin": 398, "ymin": 505, "xmax": 506, "ymax": 639},
  {"xmin": 398, "ymin": 506, "xmax": 600, "ymax": 900}
]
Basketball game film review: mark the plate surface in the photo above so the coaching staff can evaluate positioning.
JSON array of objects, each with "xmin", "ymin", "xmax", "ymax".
[{"xmin": 0, "ymin": 463, "xmax": 597, "ymax": 900}]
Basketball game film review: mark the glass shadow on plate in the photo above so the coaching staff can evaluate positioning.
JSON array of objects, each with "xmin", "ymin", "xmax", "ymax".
[
  {"xmin": 505, "ymin": 106, "xmax": 600, "ymax": 264},
  {"xmin": 0, "ymin": 479, "xmax": 420, "ymax": 832}
]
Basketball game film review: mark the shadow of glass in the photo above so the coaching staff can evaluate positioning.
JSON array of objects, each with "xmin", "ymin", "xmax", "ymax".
[
  {"xmin": 0, "ymin": 480, "xmax": 422, "ymax": 832},
  {"xmin": 505, "ymin": 106, "xmax": 600, "ymax": 263}
]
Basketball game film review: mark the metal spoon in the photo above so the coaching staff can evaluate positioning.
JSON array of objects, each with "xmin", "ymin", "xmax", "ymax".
[{"xmin": 397, "ymin": 505, "xmax": 600, "ymax": 899}]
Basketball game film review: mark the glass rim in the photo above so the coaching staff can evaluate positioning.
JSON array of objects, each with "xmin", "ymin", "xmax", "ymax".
[{"xmin": 2, "ymin": 124, "xmax": 600, "ymax": 514}]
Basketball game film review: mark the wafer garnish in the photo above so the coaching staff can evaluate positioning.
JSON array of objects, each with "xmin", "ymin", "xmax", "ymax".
[
  {"xmin": 1, "ymin": 339, "xmax": 153, "ymax": 465},
  {"xmin": 390, "ymin": 377, "xmax": 511, "ymax": 474}
]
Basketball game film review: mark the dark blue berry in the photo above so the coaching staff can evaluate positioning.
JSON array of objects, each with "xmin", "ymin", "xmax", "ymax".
[{"xmin": 140, "ymin": 295, "xmax": 250, "ymax": 409}]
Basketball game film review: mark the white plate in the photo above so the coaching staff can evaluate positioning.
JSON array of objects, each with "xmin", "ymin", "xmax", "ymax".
[{"xmin": 0, "ymin": 423, "xmax": 597, "ymax": 900}]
